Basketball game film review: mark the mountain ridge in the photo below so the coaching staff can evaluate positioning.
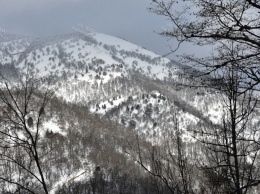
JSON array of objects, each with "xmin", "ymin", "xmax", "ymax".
[{"xmin": 0, "ymin": 31, "xmax": 226, "ymax": 194}]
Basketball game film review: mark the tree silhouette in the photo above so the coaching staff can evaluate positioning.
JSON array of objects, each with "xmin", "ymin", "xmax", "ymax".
[{"xmin": 0, "ymin": 65, "xmax": 54, "ymax": 194}]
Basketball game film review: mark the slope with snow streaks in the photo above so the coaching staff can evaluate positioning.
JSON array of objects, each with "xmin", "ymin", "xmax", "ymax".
[
  {"xmin": 95, "ymin": 33, "xmax": 169, "ymax": 61},
  {"xmin": 90, "ymin": 90, "xmax": 200, "ymax": 144},
  {"xmin": 0, "ymin": 33, "xmax": 179, "ymax": 82},
  {"xmin": 0, "ymin": 32, "xmax": 225, "ymax": 140},
  {"xmin": 2, "ymin": 32, "xmax": 254, "ymax": 193},
  {"xmin": 0, "ymin": 38, "xmax": 31, "ymax": 64}
]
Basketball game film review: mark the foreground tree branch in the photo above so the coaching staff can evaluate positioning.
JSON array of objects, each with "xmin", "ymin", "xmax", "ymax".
[
  {"xmin": 150, "ymin": 1, "xmax": 260, "ymax": 193},
  {"xmin": 150, "ymin": 0, "xmax": 260, "ymax": 91},
  {"xmin": 125, "ymin": 115, "xmax": 196, "ymax": 194},
  {"xmin": 0, "ymin": 65, "xmax": 54, "ymax": 194},
  {"xmin": 194, "ymin": 63, "xmax": 260, "ymax": 193}
]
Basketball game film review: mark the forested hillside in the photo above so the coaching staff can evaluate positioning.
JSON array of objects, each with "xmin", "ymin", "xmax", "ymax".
[{"xmin": 0, "ymin": 32, "xmax": 259, "ymax": 194}]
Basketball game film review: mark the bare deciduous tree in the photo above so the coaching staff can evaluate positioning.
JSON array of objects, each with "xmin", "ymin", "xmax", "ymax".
[
  {"xmin": 0, "ymin": 65, "xmax": 54, "ymax": 194},
  {"xmin": 194, "ymin": 63, "xmax": 260, "ymax": 194},
  {"xmin": 150, "ymin": 1, "xmax": 260, "ymax": 193},
  {"xmin": 150, "ymin": 0, "xmax": 260, "ymax": 91},
  {"xmin": 126, "ymin": 115, "xmax": 196, "ymax": 194}
]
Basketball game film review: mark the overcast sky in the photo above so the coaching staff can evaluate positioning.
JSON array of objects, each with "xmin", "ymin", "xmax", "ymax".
[{"xmin": 0, "ymin": 0, "xmax": 208, "ymax": 59}]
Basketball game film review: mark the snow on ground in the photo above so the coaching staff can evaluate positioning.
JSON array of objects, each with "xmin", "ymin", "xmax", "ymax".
[
  {"xmin": 95, "ymin": 33, "xmax": 166, "ymax": 59},
  {"xmin": 42, "ymin": 119, "xmax": 67, "ymax": 137},
  {"xmin": 192, "ymin": 93, "xmax": 224, "ymax": 124},
  {"xmin": 50, "ymin": 162, "xmax": 94, "ymax": 194},
  {"xmin": 1, "ymin": 32, "xmax": 181, "ymax": 87},
  {"xmin": 90, "ymin": 96, "xmax": 127, "ymax": 114}
]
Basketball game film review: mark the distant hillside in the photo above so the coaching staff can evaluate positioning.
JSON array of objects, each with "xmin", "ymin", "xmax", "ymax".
[{"xmin": 0, "ymin": 32, "xmax": 241, "ymax": 194}]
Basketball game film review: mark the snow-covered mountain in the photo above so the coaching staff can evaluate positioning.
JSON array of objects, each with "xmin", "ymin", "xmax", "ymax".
[
  {"xmin": 0, "ymin": 32, "xmax": 220, "ymax": 141},
  {"xmin": 0, "ymin": 32, "xmax": 177, "ymax": 79},
  {"xmin": 0, "ymin": 32, "xmax": 231, "ymax": 193}
]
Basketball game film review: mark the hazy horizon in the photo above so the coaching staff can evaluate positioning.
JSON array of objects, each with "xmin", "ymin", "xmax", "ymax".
[{"xmin": 0, "ymin": 0, "xmax": 210, "ymax": 59}]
